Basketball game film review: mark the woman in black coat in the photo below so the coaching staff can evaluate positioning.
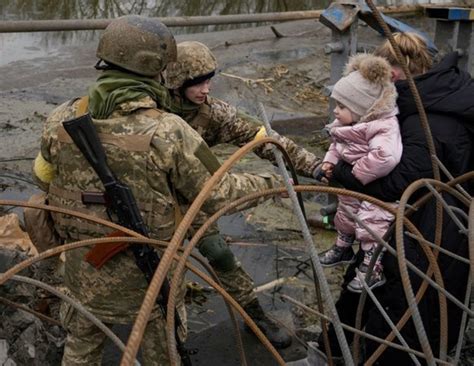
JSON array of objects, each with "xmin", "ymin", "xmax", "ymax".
[{"xmin": 323, "ymin": 33, "xmax": 474, "ymax": 365}]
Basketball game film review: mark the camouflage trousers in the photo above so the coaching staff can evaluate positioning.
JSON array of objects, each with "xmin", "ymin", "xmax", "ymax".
[
  {"xmin": 60, "ymin": 302, "xmax": 186, "ymax": 366},
  {"xmin": 214, "ymin": 263, "xmax": 257, "ymax": 308},
  {"xmin": 192, "ymin": 220, "xmax": 257, "ymax": 309}
]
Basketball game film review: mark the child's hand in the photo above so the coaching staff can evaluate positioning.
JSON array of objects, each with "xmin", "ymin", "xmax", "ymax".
[{"xmin": 322, "ymin": 162, "xmax": 334, "ymax": 179}]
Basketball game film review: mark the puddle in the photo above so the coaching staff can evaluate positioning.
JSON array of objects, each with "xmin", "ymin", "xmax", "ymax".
[
  {"xmin": 252, "ymin": 47, "xmax": 315, "ymax": 62},
  {"xmin": 0, "ymin": 179, "xmax": 40, "ymax": 218}
]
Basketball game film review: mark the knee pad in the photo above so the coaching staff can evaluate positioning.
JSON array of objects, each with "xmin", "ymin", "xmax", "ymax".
[{"xmin": 198, "ymin": 234, "xmax": 237, "ymax": 272}]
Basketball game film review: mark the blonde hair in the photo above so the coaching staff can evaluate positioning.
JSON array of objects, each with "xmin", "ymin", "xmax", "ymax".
[{"xmin": 374, "ymin": 32, "xmax": 433, "ymax": 76}]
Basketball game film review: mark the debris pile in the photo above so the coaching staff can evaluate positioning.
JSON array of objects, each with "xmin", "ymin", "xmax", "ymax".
[{"xmin": 0, "ymin": 246, "xmax": 65, "ymax": 365}]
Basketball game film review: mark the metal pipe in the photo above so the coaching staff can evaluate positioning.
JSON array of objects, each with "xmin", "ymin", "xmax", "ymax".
[
  {"xmin": 356, "ymin": 270, "xmax": 421, "ymax": 366},
  {"xmin": 281, "ymin": 294, "xmax": 452, "ymax": 365},
  {"xmin": 257, "ymin": 102, "xmax": 354, "ymax": 366},
  {"xmin": 0, "ymin": 6, "xmax": 420, "ymax": 33},
  {"xmin": 453, "ymin": 276, "xmax": 472, "ymax": 364}
]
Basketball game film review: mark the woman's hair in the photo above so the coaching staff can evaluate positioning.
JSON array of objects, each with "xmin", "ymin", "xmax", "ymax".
[{"xmin": 374, "ymin": 32, "xmax": 433, "ymax": 76}]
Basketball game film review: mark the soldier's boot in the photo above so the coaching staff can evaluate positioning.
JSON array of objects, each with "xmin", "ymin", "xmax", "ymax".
[{"xmin": 243, "ymin": 298, "xmax": 292, "ymax": 349}]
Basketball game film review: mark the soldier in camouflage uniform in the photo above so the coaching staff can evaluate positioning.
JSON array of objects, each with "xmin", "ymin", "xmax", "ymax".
[
  {"xmin": 33, "ymin": 16, "xmax": 283, "ymax": 366},
  {"xmin": 164, "ymin": 41, "xmax": 321, "ymax": 178},
  {"xmin": 163, "ymin": 41, "xmax": 323, "ymax": 349}
]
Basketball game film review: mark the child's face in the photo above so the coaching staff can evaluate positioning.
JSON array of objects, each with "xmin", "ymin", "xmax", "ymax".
[
  {"xmin": 333, "ymin": 102, "xmax": 354, "ymax": 125},
  {"xmin": 184, "ymin": 78, "xmax": 212, "ymax": 105}
]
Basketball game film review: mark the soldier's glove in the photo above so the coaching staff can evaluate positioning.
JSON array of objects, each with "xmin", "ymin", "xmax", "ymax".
[{"xmin": 312, "ymin": 164, "xmax": 327, "ymax": 183}]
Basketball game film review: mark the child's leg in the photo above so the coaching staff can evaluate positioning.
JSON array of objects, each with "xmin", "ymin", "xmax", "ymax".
[
  {"xmin": 319, "ymin": 231, "xmax": 356, "ymax": 267},
  {"xmin": 361, "ymin": 243, "xmax": 385, "ymax": 276},
  {"xmin": 355, "ymin": 201, "xmax": 394, "ymax": 248},
  {"xmin": 319, "ymin": 196, "xmax": 359, "ymax": 267},
  {"xmin": 347, "ymin": 201, "xmax": 393, "ymax": 292},
  {"xmin": 333, "ymin": 195, "xmax": 360, "ymax": 239},
  {"xmin": 336, "ymin": 231, "xmax": 356, "ymax": 248}
]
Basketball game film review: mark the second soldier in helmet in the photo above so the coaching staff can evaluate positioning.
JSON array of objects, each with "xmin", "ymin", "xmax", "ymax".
[
  {"xmin": 163, "ymin": 41, "xmax": 322, "ymax": 349},
  {"xmin": 164, "ymin": 41, "xmax": 321, "ymax": 177}
]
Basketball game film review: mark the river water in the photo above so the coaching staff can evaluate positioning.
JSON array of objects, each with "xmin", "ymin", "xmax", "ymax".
[{"xmin": 0, "ymin": 0, "xmax": 330, "ymax": 66}]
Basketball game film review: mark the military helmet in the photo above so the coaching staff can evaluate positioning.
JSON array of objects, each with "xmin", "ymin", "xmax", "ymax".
[
  {"xmin": 164, "ymin": 41, "xmax": 217, "ymax": 89},
  {"xmin": 96, "ymin": 15, "xmax": 177, "ymax": 77}
]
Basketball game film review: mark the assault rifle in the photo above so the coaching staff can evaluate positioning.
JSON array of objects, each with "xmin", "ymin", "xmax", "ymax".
[{"xmin": 62, "ymin": 114, "xmax": 192, "ymax": 366}]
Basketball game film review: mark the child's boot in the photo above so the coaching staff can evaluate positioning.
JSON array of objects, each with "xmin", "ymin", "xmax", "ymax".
[
  {"xmin": 319, "ymin": 232, "xmax": 355, "ymax": 267},
  {"xmin": 347, "ymin": 247, "xmax": 386, "ymax": 293}
]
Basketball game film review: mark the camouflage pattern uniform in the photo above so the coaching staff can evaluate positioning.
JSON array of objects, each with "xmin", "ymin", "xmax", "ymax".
[
  {"xmin": 36, "ymin": 17, "xmax": 283, "ymax": 364},
  {"xmin": 165, "ymin": 41, "xmax": 320, "ymax": 314},
  {"xmin": 40, "ymin": 96, "xmax": 281, "ymax": 365},
  {"xmin": 181, "ymin": 96, "xmax": 320, "ymax": 177},
  {"xmin": 164, "ymin": 41, "xmax": 321, "ymax": 178}
]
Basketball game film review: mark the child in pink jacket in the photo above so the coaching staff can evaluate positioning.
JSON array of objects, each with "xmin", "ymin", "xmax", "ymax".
[{"xmin": 318, "ymin": 54, "xmax": 402, "ymax": 292}]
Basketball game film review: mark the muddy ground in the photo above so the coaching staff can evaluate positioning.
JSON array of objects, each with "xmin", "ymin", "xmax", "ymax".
[{"xmin": 1, "ymin": 14, "xmax": 473, "ymax": 366}]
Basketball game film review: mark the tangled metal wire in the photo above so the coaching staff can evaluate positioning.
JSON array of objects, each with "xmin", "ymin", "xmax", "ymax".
[
  {"xmin": 1, "ymin": 169, "xmax": 471, "ymax": 365},
  {"xmin": 1, "ymin": 0, "xmax": 473, "ymax": 365},
  {"xmin": 0, "ymin": 142, "xmax": 473, "ymax": 366}
]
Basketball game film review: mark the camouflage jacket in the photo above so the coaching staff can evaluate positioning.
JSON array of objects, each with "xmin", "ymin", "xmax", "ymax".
[
  {"xmin": 179, "ymin": 96, "xmax": 321, "ymax": 178},
  {"xmin": 39, "ymin": 96, "xmax": 282, "ymax": 323}
]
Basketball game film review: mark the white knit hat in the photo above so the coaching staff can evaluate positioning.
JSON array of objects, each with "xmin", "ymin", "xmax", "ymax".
[
  {"xmin": 331, "ymin": 54, "xmax": 394, "ymax": 118},
  {"xmin": 331, "ymin": 71, "xmax": 383, "ymax": 117}
]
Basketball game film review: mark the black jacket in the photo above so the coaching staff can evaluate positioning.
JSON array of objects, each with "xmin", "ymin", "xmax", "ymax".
[{"xmin": 326, "ymin": 53, "xmax": 473, "ymax": 364}]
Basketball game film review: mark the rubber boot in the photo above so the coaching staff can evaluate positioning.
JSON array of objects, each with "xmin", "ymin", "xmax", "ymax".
[{"xmin": 243, "ymin": 299, "xmax": 292, "ymax": 349}]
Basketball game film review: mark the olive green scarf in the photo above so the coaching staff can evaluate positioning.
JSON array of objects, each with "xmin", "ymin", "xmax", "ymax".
[
  {"xmin": 88, "ymin": 70, "xmax": 185, "ymax": 119},
  {"xmin": 169, "ymin": 92, "xmax": 204, "ymax": 116},
  {"xmin": 171, "ymin": 93, "xmax": 265, "ymax": 127}
]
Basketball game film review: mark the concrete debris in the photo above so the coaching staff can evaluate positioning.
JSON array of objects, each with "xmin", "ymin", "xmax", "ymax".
[
  {"xmin": 0, "ymin": 248, "xmax": 65, "ymax": 365},
  {"xmin": 296, "ymin": 324, "xmax": 322, "ymax": 343},
  {"xmin": 0, "ymin": 340, "xmax": 12, "ymax": 365},
  {"xmin": 286, "ymin": 342, "xmax": 328, "ymax": 366}
]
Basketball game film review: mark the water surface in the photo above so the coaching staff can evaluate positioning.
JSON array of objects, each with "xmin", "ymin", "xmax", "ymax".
[{"xmin": 0, "ymin": 0, "xmax": 329, "ymax": 66}]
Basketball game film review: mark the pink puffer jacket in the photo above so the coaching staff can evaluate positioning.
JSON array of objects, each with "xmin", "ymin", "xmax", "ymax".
[{"xmin": 323, "ymin": 109, "xmax": 402, "ymax": 185}]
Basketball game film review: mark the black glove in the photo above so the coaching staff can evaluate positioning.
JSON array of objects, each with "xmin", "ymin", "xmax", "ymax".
[{"xmin": 312, "ymin": 164, "xmax": 327, "ymax": 182}]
